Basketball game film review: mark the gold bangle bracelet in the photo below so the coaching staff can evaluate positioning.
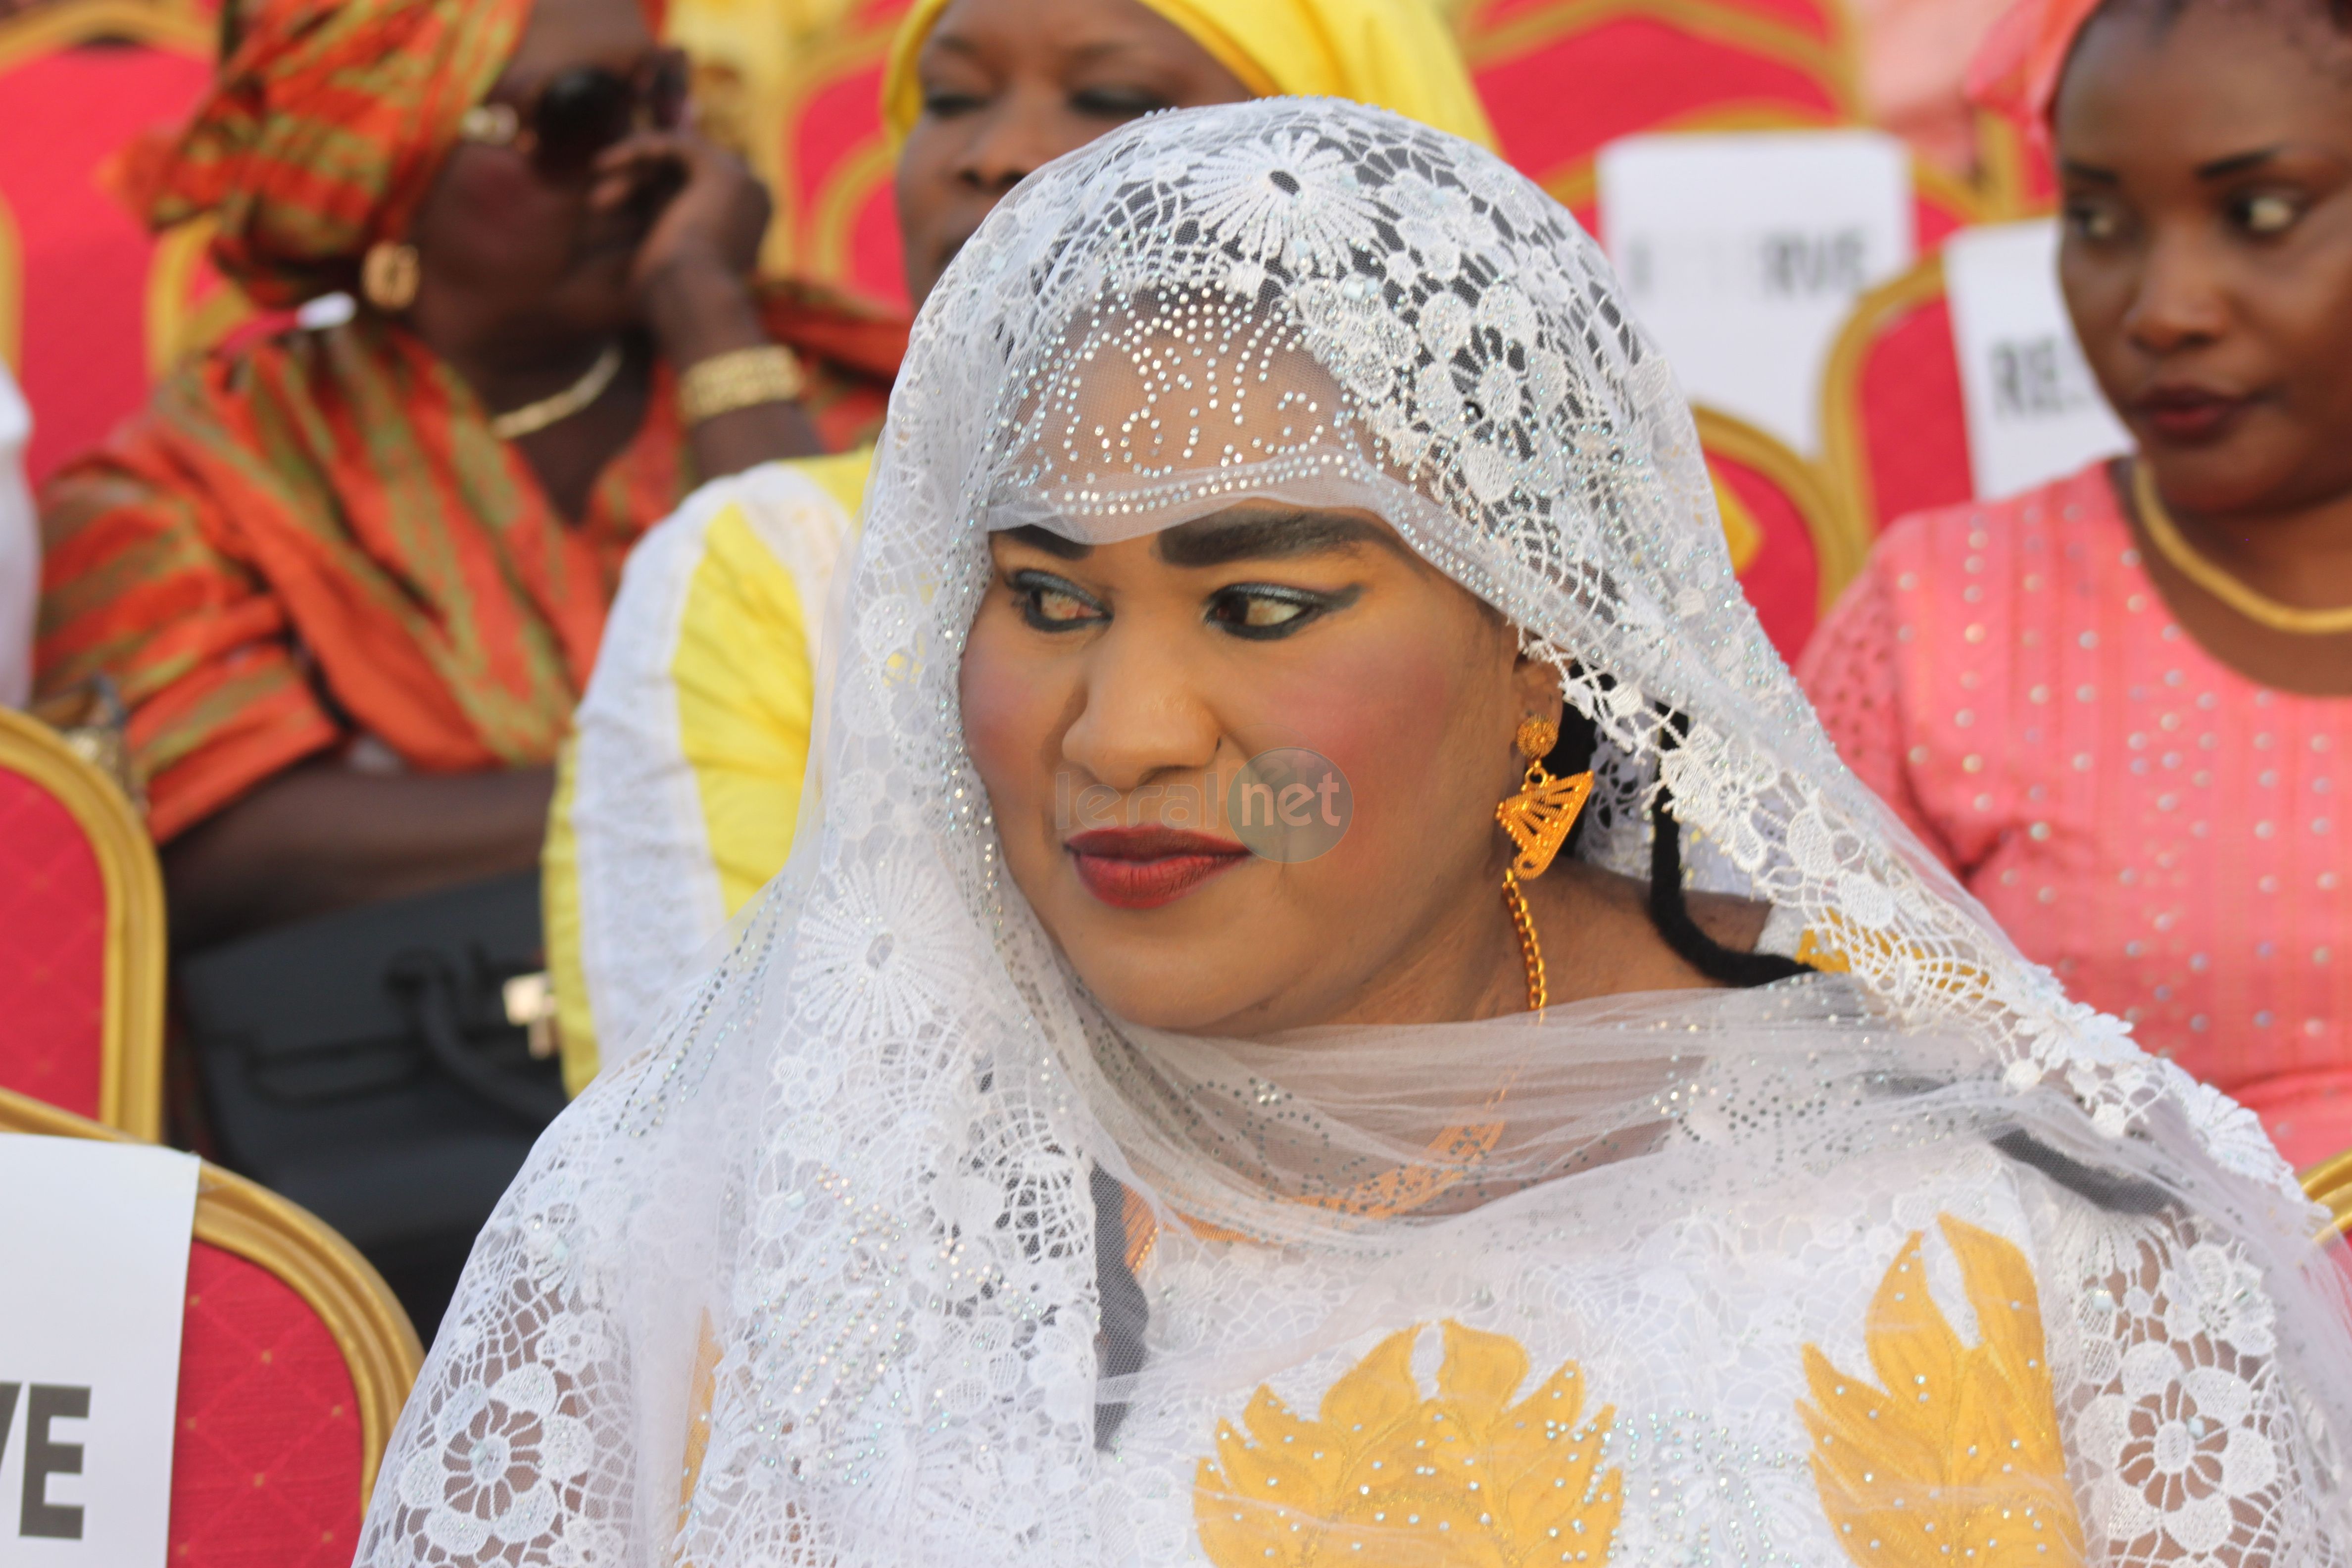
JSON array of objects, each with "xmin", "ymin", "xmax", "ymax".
[{"xmin": 678, "ymin": 344, "xmax": 808, "ymax": 425}]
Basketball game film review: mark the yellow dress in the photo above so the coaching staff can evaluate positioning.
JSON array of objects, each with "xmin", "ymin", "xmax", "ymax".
[{"xmin": 543, "ymin": 450, "xmax": 870, "ymax": 1092}]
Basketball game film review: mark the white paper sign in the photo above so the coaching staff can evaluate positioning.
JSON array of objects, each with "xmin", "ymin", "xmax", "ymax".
[
  {"xmin": 1599, "ymin": 130, "xmax": 1913, "ymax": 454},
  {"xmin": 0, "ymin": 1136, "xmax": 199, "ymax": 1566},
  {"xmin": 1944, "ymin": 218, "xmax": 2131, "ymax": 501}
]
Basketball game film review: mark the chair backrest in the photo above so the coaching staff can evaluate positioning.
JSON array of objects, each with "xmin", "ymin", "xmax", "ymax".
[
  {"xmin": 1817, "ymin": 251, "xmax": 1970, "ymax": 541},
  {"xmin": 1694, "ymin": 404, "xmax": 1859, "ymax": 661},
  {"xmin": 0, "ymin": 1086, "xmax": 423, "ymax": 1558},
  {"xmin": 1462, "ymin": 0, "xmax": 1860, "ymax": 204},
  {"xmin": 0, "ymin": 706, "xmax": 164, "ymax": 1137},
  {"xmin": 763, "ymin": 0, "xmax": 914, "ymax": 310},
  {"xmin": 0, "ymin": 0, "xmax": 215, "ymax": 484}
]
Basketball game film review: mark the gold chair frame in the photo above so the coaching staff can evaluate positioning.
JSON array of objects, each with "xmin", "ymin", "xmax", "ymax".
[
  {"xmin": 1690, "ymin": 403, "xmax": 1866, "ymax": 618},
  {"xmin": 1816, "ymin": 250, "xmax": 1951, "ymax": 554},
  {"xmin": 0, "ymin": 707, "xmax": 165, "ymax": 1138},
  {"xmin": 0, "ymin": 1086, "xmax": 422, "ymax": 1505},
  {"xmin": 2305, "ymin": 1146, "xmax": 2352, "ymax": 1242},
  {"xmin": 0, "ymin": 0, "xmax": 223, "ymax": 378},
  {"xmin": 1457, "ymin": 0, "xmax": 1862, "ymax": 112}
]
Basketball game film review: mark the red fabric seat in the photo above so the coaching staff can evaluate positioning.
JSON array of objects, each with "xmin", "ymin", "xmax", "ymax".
[
  {"xmin": 0, "ymin": 2, "xmax": 216, "ymax": 484},
  {"xmin": 1818, "ymin": 254, "xmax": 1973, "ymax": 541},
  {"xmin": 1695, "ymin": 405, "xmax": 1862, "ymax": 662},
  {"xmin": 768, "ymin": 0, "xmax": 915, "ymax": 311},
  {"xmin": 1463, "ymin": 0, "xmax": 1857, "ymax": 198},
  {"xmin": 0, "ymin": 1087, "xmax": 423, "ymax": 1567},
  {"xmin": 0, "ymin": 707, "xmax": 163, "ymax": 1135}
]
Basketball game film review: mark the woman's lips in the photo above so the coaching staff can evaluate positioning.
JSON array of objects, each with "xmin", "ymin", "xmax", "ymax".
[
  {"xmin": 2133, "ymin": 386, "xmax": 2254, "ymax": 445},
  {"xmin": 1067, "ymin": 828, "xmax": 1250, "ymax": 910}
]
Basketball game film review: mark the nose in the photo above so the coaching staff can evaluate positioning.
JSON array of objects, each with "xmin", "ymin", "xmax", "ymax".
[
  {"xmin": 2122, "ymin": 221, "xmax": 2230, "ymax": 357},
  {"xmin": 952, "ymin": 86, "xmax": 1066, "ymax": 198},
  {"xmin": 1059, "ymin": 620, "xmax": 1224, "ymax": 794}
]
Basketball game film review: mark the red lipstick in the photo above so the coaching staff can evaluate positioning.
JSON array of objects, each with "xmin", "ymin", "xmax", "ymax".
[
  {"xmin": 1067, "ymin": 827, "xmax": 1250, "ymax": 910},
  {"xmin": 2133, "ymin": 384, "xmax": 2253, "ymax": 446}
]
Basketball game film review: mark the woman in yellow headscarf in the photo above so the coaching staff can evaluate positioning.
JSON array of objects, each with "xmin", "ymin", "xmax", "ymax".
[{"xmin": 546, "ymin": 0, "xmax": 1490, "ymax": 1089}]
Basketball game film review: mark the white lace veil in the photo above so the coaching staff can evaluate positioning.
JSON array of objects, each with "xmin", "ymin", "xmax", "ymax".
[{"xmin": 359, "ymin": 101, "xmax": 2352, "ymax": 1568}]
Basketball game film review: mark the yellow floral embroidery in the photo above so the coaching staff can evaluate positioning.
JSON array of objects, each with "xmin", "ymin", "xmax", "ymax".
[
  {"xmin": 1195, "ymin": 1320, "xmax": 1619, "ymax": 1567},
  {"xmin": 1800, "ymin": 1215, "xmax": 2085, "ymax": 1566}
]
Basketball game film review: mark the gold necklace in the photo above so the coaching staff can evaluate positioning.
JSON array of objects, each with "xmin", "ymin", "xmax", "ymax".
[
  {"xmin": 1500, "ymin": 868, "xmax": 1546, "ymax": 1012},
  {"xmin": 2133, "ymin": 460, "xmax": 2352, "ymax": 636},
  {"xmin": 487, "ymin": 343, "xmax": 624, "ymax": 442}
]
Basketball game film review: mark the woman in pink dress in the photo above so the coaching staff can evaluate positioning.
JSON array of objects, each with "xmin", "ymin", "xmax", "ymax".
[{"xmin": 1802, "ymin": 0, "xmax": 2352, "ymax": 1168}]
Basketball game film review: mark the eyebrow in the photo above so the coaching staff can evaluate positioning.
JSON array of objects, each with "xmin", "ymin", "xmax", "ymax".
[
  {"xmin": 1000, "ymin": 524, "xmax": 1091, "ymax": 559},
  {"xmin": 995, "ymin": 510, "xmax": 1419, "ymax": 568},
  {"xmin": 2196, "ymin": 147, "xmax": 2285, "ymax": 179},
  {"xmin": 2061, "ymin": 146, "xmax": 2302, "ymax": 186},
  {"xmin": 926, "ymin": 33, "xmax": 1152, "ymax": 66},
  {"xmin": 1154, "ymin": 510, "xmax": 1416, "ymax": 569}
]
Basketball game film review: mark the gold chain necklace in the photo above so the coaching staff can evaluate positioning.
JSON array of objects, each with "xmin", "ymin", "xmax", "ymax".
[
  {"xmin": 487, "ymin": 343, "xmax": 624, "ymax": 442},
  {"xmin": 2134, "ymin": 460, "xmax": 2352, "ymax": 637},
  {"xmin": 1500, "ymin": 869, "xmax": 1546, "ymax": 1012}
]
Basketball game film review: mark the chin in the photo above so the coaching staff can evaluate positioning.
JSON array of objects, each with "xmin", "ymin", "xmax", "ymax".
[
  {"xmin": 2139, "ymin": 427, "xmax": 2302, "ymax": 515},
  {"xmin": 1044, "ymin": 905, "xmax": 1286, "ymax": 1034}
]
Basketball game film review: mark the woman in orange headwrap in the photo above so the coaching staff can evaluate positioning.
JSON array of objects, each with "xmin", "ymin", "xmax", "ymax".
[
  {"xmin": 35, "ymin": 0, "xmax": 904, "ymax": 949},
  {"xmin": 1803, "ymin": 0, "xmax": 2352, "ymax": 1168}
]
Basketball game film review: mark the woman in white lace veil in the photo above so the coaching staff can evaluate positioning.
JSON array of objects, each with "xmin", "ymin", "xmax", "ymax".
[{"xmin": 359, "ymin": 99, "xmax": 2352, "ymax": 1567}]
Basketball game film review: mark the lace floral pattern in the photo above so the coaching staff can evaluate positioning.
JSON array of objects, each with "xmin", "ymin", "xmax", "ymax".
[
  {"xmin": 357, "ymin": 103, "xmax": 2351, "ymax": 1568},
  {"xmin": 2039, "ymin": 1195, "xmax": 2347, "ymax": 1567}
]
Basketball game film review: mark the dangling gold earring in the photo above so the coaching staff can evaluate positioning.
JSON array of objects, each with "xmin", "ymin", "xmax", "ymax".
[
  {"xmin": 1494, "ymin": 715, "xmax": 1595, "ymax": 1013},
  {"xmin": 361, "ymin": 241, "xmax": 420, "ymax": 312}
]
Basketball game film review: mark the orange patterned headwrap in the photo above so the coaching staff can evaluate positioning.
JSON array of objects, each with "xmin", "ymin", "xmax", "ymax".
[
  {"xmin": 122, "ymin": 0, "xmax": 538, "ymax": 307},
  {"xmin": 1965, "ymin": 0, "xmax": 2107, "ymax": 146}
]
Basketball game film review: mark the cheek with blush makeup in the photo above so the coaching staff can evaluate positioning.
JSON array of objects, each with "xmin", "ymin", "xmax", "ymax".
[{"xmin": 958, "ymin": 513, "xmax": 1543, "ymax": 1036}]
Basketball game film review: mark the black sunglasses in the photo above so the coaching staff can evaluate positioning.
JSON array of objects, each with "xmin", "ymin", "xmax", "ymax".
[{"xmin": 459, "ymin": 49, "xmax": 691, "ymax": 179}]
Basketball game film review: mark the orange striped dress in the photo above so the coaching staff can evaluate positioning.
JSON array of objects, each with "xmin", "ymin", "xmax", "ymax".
[{"xmin": 35, "ymin": 301, "xmax": 897, "ymax": 842}]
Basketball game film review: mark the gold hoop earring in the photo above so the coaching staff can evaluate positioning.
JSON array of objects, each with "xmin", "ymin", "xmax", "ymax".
[
  {"xmin": 1494, "ymin": 715, "xmax": 1595, "ymax": 1014},
  {"xmin": 361, "ymin": 242, "xmax": 420, "ymax": 312}
]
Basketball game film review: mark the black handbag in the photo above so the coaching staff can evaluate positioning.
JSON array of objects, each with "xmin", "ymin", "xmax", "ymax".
[{"xmin": 175, "ymin": 871, "xmax": 565, "ymax": 1338}]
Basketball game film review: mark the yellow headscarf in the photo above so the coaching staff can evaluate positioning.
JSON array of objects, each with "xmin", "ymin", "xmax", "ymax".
[{"xmin": 880, "ymin": 0, "xmax": 1495, "ymax": 152}]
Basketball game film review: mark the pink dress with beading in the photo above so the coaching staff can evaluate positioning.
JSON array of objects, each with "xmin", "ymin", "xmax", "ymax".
[{"xmin": 1800, "ymin": 461, "xmax": 2352, "ymax": 1169}]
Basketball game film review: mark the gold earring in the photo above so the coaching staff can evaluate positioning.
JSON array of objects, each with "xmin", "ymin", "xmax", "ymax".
[
  {"xmin": 1494, "ymin": 716, "xmax": 1594, "ymax": 1015},
  {"xmin": 361, "ymin": 241, "xmax": 420, "ymax": 312},
  {"xmin": 1494, "ymin": 715, "xmax": 1593, "ymax": 883}
]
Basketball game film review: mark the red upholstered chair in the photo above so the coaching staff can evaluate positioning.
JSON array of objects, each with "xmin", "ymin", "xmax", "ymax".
[
  {"xmin": 0, "ymin": 1087, "xmax": 423, "ymax": 1566},
  {"xmin": 1817, "ymin": 253, "xmax": 1970, "ymax": 543},
  {"xmin": 0, "ymin": 706, "xmax": 164, "ymax": 1137},
  {"xmin": 1461, "ymin": 0, "xmax": 1860, "ymax": 205},
  {"xmin": 765, "ymin": 0, "xmax": 915, "ymax": 311},
  {"xmin": 1694, "ymin": 404, "xmax": 1861, "ymax": 663},
  {"xmin": 0, "ymin": 0, "xmax": 216, "ymax": 484}
]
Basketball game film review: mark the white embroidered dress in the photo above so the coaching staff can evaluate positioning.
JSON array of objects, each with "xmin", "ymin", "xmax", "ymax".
[{"xmin": 357, "ymin": 102, "xmax": 2352, "ymax": 1568}]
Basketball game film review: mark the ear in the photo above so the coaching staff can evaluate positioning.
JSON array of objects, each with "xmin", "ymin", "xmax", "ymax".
[{"xmin": 1510, "ymin": 646, "xmax": 1566, "ymax": 735}]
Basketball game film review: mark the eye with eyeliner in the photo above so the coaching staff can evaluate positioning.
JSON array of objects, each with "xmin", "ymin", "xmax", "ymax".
[
  {"xmin": 1008, "ymin": 568, "xmax": 1107, "ymax": 631},
  {"xmin": 1204, "ymin": 583, "xmax": 1363, "ymax": 640}
]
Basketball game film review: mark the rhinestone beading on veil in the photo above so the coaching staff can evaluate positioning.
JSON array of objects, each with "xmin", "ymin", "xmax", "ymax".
[{"xmin": 355, "ymin": 102, "xmax": 2349, "ymax": 1568}]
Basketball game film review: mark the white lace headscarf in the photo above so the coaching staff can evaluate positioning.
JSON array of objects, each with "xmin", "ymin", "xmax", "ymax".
[{"xmin": 359, "ymin": 101, "xmax": 2352, "ymax": 1568}]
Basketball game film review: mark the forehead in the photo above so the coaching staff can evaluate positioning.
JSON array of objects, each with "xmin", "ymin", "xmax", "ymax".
[
  {"xmin": 988, "ymin": 289, "xmax": 1387, "ymax": 544},
  {"xmin": 1035, "ymin": 294, "xmax": 1345, "ymax": 474},
  {"xmin": 2058, "ymin": 4, "xmax": 2352, "ymax": 158}
]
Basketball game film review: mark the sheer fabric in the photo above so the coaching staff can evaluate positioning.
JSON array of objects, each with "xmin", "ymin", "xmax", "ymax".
[
  {"xmin": 1799, "ymin": 466, "xmax": 2352, "ymax": 1169},
  {"xmin": 357, "ymin": 101, "xmax": 2352, "ymax": 1568}
]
